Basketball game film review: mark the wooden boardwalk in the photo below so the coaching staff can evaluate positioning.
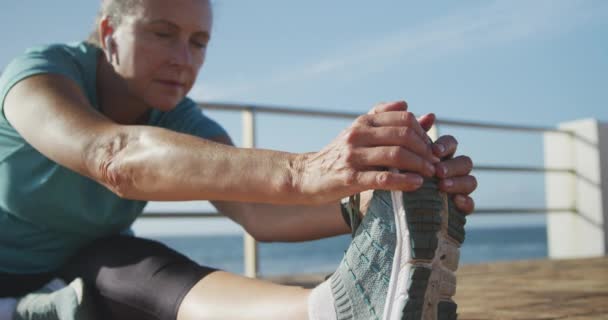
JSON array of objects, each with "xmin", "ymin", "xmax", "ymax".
[{"xmin": 268, "ymin": 257, "xmax": 608, "ymax": 319}]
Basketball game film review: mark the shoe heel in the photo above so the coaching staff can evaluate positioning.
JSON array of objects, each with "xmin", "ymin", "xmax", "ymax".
[
  {"xmin": 403, "ymin": 179, "xmax": 443, "ymax": 262},
  {"xmin": 447, "ymin": 199, "xmax": 467, "ymax": 245},
  {"xmin": 399, "ymin": 179, "xmax": 466, "ymax": 320}
]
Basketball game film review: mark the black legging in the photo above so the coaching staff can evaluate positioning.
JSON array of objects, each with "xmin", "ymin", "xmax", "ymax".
[{"xmin": 1, "ymin": 235, "xmax": 217, "ymax": 320}]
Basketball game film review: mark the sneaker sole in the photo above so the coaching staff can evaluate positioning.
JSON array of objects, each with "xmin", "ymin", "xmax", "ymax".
[{"xmin": 382, "ymin": 178, "xmax": 466, "ymax": 320}]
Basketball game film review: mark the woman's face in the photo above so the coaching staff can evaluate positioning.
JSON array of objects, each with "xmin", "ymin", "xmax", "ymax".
[{"xmin": 111, "ymin": 0, "xmax": 212, "ymax": 111}]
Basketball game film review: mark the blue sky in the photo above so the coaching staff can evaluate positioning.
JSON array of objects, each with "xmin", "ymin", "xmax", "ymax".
[{"xmin": 1, "ymin": 1, "xmax": 607, "ymax": 234}]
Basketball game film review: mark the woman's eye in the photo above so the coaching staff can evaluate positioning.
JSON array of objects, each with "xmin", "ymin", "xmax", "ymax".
[
  {"xmin": 191, "ymin": 41, "xmax": 207, "ymax": 49},
  {"xmin": 154, "ymin": 32, "xmax": 171, "ymax": 38}
]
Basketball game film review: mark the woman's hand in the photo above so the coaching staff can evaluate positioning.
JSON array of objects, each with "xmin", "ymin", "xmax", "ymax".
[
  {"xmin": 432, "ymin": 135, "xmax": 477, "ymax": 214},
  {"xmin": 352, "ymin": 111, "xmax": 477, "ymax": 218},
  {"xmin": 294, "ymin": 101, "xmax": 440, "ymax": 204},
  {"xmin": 417, "ymin": 113, "xmax": 477, "ymax": 214}
]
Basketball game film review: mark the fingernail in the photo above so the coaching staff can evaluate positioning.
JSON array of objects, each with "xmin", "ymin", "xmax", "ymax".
[
  {"xmin": 412, "ymin": 175, "xmax": 423, "ymax": 185},
  {"xmin": 436, "ymin": 144, "xmax": 446, "ymax": 154},
  {"xmin": 455, "ymin": 194, "xmax": 466, "ymax": 206},
  {"xmin": 440, "ymin": 165, "xmax": 448, "ymax": 177},
  {"xmin": 444, "ymin": 179, "xmax": 453, "ymax": 187},
  {"xmin": 426, "ymin": 162, "xmax": 435, "ymax": 175}
]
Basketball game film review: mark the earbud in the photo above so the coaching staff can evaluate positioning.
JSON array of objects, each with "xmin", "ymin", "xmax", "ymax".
[{"xmin": 104, "ymin": 35, "xmax": 114, "ymax": 64}]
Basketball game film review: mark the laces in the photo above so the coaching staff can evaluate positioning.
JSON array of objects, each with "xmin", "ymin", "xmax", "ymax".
[{"xmin": 347, "ymin": 193, "xmax": 362, "ymax": 238}]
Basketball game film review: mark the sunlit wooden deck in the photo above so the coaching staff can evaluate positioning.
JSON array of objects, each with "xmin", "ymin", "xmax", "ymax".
[{"xmin": 267, "ymin": 257, "xmax": 608, "ymax": 319}]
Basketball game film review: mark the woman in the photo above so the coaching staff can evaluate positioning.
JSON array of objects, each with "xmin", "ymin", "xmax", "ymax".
[{"xmin": 0, "ymin": 0, "xmax": 477, "ymax": 319}]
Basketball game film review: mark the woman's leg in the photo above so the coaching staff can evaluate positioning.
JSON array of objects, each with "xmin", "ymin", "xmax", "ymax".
[
  {"xmin": 54, "ymin": 180, "xmax": 463, "ymax": 320},
  {"xmin": 177, "ymin": 271, "xmax": 310, "ymax": 320},
  {"xmin": 177, "ymin": 181, "xmax": 465, "ymax": 320},
  {"xmin": 58, "ymin": 235, "xmax": 215, "ymax": 320},
  {"xmin": 58, "ymin": 235, "xmax": 315, "ymax": 320}
]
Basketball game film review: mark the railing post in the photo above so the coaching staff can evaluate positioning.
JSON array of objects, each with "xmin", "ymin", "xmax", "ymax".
[
  {"xmin": 242, "ymin": 107, "xmax": 259, "ymax": 277},
  {"xmin": 544, "ymin": 119, "xmax": 608, "ymax": 258}
]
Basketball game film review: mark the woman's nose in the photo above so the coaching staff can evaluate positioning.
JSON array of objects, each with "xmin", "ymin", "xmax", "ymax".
[{"xmin": 169, "ymin": 41, "xmax": 193, "ymax": 67}]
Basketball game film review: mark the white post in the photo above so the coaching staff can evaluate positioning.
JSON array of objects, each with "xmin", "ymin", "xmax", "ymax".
[
  {"xmin": 544, "ymin": 119, "xmax": 608, "ymax": 258},
  {"xmin": 242, "ymin": 108, "xmax": 259, "ymax": 277}
]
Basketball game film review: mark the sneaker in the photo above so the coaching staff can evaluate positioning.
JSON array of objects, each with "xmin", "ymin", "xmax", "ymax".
[{"xmin": 328, "ymin": 178, "xmax": 466, "ymax": 320}]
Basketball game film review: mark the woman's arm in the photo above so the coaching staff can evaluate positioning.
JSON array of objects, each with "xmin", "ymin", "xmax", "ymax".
[
  {"xmin": 225, "ymin": 137, "xmax": 477, "ymax": 243},
  {"xmin": 209, "ymin": 126, "xmax": 477, "ymax": 243},
  {"xmin": 4, "ymin": 74, "xmax": 301, "ymax": 203},
  {"xmin": 206, "ymin": 122, "xmax": 477, "ymax": 244},
  {"xmin": 5, "ymin": 75, "xmax": 436, "ymax": 205},
  {"xmin": 212, "ymin": 200, "xmax": 350, "ymax": 242},
  {"xmin": 204, "ymin": 136, "xmax": 350, "ymax": 242}
]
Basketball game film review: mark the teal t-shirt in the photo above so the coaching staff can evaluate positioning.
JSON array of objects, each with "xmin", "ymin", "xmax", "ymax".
[{"xmin": 0, "ymin": 42, "xmax": 228, "ymax": 274}]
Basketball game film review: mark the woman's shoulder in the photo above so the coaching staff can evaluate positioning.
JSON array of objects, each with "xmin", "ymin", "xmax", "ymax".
[
  {"xmin": 0, "ymin": 41, "xmax": 101, "ymax": 124},
  {"xmin": 1, "ymin": 41, "xmax": 99, "ymax": 82},
  {"xmin": 21, "ymin": 41, "xmax": 99, "ymax": 58}
]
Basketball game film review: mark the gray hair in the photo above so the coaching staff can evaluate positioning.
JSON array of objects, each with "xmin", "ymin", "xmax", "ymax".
[{"xmin": 86, "ymin": 0, "xmax": 143, "ymax": 47}]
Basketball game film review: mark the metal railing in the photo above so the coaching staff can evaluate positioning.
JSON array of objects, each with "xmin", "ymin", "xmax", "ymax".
[{"xmin": 140, "ymin": 102, "xmax": 576, "ymax": 277}]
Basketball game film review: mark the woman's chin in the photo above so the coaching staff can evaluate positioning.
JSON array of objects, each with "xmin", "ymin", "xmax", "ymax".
[{"xmin": 149, "ymin": 96, "xmax": 183, "ymax": 112}]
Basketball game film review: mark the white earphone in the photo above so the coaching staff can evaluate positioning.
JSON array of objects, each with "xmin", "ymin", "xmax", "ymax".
[{"xmin": 104, "ymin": 35, "xmax": 114, "ymax": 64}]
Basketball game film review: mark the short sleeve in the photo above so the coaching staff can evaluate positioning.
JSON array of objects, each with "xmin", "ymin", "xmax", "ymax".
[
  {"xmin": 152, "ymin": 97, "xmax": 229, "ymax": 140},
  {"xmin": 0, "ymin": 45, "xmax": 85, "ymax": 124}
]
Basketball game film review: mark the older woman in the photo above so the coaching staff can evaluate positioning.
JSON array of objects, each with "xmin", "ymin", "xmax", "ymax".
[{"xmin": 0, "ymin": 0, "xmax": 476, "ymax": 319}]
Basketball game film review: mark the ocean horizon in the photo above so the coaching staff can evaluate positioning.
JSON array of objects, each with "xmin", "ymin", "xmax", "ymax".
[{"xmin": 140, "ymin": 224, "xmax": 548, "ymax": 277}]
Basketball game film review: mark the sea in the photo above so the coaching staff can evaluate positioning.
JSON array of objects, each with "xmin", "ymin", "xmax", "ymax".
[{"xmin": 145, "ymin": 224, "xmax": 548, "ymax": 277}]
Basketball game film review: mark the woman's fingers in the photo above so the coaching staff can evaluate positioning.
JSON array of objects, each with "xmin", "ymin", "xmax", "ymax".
[
  {"xmin": 356, "ymin": 169, "xmax": 475, "ymax": 213},
  {"xmin": 358, "ymin": 104, "xmax": 477, "ymax": 215},
  {"xmin": 346, "ymin": 126, "xmax": 438, "ymax": 163},
  {"xmin": 366, "ymin": 102, "xmax": 435, "ymax": 138},
  {"xmin": 356, "ymin": 170, "xmax": 424, "ymax": 192},
  {"xmin": 435, "ymin": 155, "xmax": 473, "ymax": 179},
  {"xmin": 366, "ymin": 102, "xmax": 435, "ymax": 141},
  {"xmin": 367, "ymin": 101, "xmax": 408, "ymax": 114},
  {"xmin": 453, "ymin": 194, "xmax": 475, "ymax": 215},
  {"xmin": 418, "ymin": 113, "xmax": 436, "ymax": 132},
  {"xmin": 354, "ymin": 146, "xmax": 436, "ymax": 177},
  {"xmin": 303, "ymin": 100, "xmax": 479, "ymax": 205},
  {"xmin": 432, "ymin": 134, "xmax": 458, "ymax": 159},
  {"xmin": 438, "ymin": 175, "xmax": 477, "ymax": 195},
  {"xmin": 356, "ymin": 111, "xmax": 428, "ymax": 142}
]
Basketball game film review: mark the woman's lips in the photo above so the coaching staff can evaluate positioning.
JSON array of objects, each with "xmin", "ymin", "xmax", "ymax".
[{"xmin": 156, "ymin": 80, "xmax": 185, "ymax": 88}]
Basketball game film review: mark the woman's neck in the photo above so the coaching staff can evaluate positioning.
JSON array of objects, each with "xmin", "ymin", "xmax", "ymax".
[{"xmin": 96, "ymin": 54, "xmax": 151, "ymax": 125}]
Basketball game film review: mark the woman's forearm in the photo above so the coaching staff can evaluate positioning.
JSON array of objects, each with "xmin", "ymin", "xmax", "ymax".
[
  {"xmin": 96, "ymin": 125, "xmax": 304, "ymax": 203},
  {"xmin": 212, "ymin": 200, "xmax": 350, "ymax": 242}
]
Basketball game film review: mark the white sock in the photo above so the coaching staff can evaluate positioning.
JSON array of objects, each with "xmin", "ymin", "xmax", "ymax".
[
  {"xmin": 0, "ymin": 298, "xmax": 17, "ymax": 320},
  {"xmin": 307, "ymin": 280, "xmax": 337, "ymax": 320}
]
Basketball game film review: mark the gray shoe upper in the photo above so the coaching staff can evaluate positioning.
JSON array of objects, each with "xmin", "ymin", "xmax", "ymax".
[{"xmin": 330, "ymin": 190, "xmax": 396, "ymax": 320}]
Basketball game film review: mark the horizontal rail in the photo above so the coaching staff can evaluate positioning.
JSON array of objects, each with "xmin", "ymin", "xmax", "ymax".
[
  {"xmin": 473, "ymin": 208, "xmax": 574, "ymax": 214},
  {"xmin": 473, "ymin": 165, "xmax": 574, "ymax": 174},
  {"xmin": 437, "ymin": 119, "xmax": 567, "ymax": 134},
  {"xmin": 200, "ymin": 102, "xmax": 571, "ymax": 135},
  {"xmin": 141, "ymin": 207, "xmax": 575, "ymax": 219},
  {"xmin": 203, "ymin": 102, "xmax": 359, "ymax": 120}
]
